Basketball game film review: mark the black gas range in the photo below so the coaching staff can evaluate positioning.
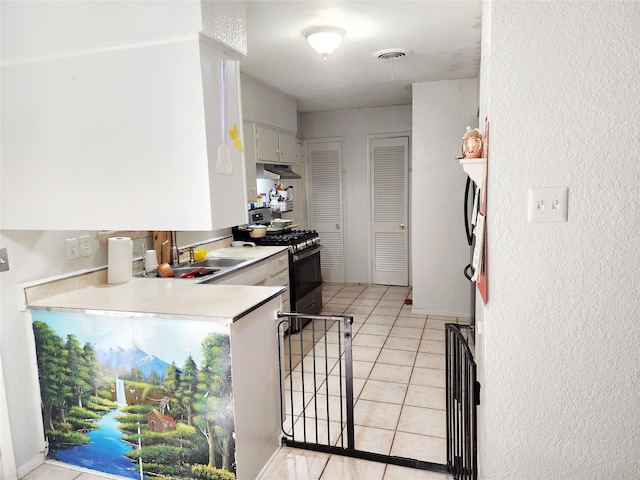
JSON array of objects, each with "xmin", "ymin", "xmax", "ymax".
[
  {"xmin": 252, "ymin": 230, "xmax": 321, "ymax": 253},
  {"xmin": 233, "ymin": 210, "xmax": 323, "ymax": 328}
]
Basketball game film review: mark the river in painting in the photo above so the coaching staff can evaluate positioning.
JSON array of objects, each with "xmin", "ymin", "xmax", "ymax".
[{"xmin": 50, "ymin": 407, "xmax": 142, "ymax": 479}]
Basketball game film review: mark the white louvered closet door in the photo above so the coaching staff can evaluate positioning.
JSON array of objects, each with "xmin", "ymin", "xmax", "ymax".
[
  {"xmin": 307, "ymin": 141, "xmax": 344, "ymax": 283},
  {"xmin": 371, "ymin": 136, "xmax": 409, "ymax": 286}
]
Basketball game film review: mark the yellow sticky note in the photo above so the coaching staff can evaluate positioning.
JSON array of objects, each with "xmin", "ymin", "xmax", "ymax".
[{"xmin": 228, "ymin": 123, "xmax": 243, "ymax": 152}]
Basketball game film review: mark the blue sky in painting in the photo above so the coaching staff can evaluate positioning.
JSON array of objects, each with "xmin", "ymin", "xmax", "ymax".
[{"xmin": 31, "ymin": 310, "xmax": 230, "ymax": 367}]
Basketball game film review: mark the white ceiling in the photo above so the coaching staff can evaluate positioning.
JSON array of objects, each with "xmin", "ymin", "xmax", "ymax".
[{"xmin": 239, "ymin": 0, "xmax": 483, "ymax": 113}]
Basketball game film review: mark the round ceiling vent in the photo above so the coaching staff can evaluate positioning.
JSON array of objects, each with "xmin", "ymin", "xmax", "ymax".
[{"xmin": 372, "ymin": 48, "xmax": 411, "ymax": 60}]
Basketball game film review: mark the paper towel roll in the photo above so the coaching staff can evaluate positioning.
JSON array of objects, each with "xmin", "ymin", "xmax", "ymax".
[{"xmin": 108, "ymin": 237, "xmax": 133, "ymax": 284}]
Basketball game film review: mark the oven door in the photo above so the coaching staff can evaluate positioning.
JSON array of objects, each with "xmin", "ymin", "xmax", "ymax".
[{"xmin": 290, "ymin": 245, "xmax": 322, "ymax": 320}]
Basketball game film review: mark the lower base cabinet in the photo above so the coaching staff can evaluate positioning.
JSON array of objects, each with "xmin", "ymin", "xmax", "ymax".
[
  {"xmin": 210, "ymin": 251, "xmax": 290, "ymax": 312},
  {"xmin": 29, "ymin": 297, "xmax": 281, "ymax": 480}
]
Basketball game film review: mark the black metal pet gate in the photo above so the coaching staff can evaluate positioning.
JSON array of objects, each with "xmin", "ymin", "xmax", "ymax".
[
  {"xmin": 445, "ymin": 323, "xmax": 479, "ymax": 480},
  {"xmin": 276, "ymin": 312, "xmax": 452, "ymax": 473}
]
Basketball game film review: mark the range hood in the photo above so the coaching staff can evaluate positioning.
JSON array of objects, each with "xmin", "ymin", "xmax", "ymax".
[{"xmin": 260, "ymin": 164, "xmax": 301, "ymax": 179}]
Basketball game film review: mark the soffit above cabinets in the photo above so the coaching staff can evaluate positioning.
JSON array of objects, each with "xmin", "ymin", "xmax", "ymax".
[{"xmin": 1, "ymin": 35, "xmax": 247, "ymax": 231}]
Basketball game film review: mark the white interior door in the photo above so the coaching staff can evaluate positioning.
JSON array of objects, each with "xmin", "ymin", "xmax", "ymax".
[
  {"xmin": 307, "ymin": 141, "xmax": 344, "ymax": 283},
  {"xmin": 370, "ymin": 136, "xmax": 409, "ymax": 286}
]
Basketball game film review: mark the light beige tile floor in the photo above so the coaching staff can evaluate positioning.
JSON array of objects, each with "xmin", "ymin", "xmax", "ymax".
[{"xmin": 21, "ymin": 283, "xmax": 468, "ymax": 480}]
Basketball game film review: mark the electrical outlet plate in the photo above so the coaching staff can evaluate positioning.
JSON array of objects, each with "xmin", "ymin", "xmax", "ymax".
[
  {"xmin": 79, "ymin": 235, "xmax": 92, "ymax": 257},
  {"xmin": 65, "ymin": 237, "xmax": 80, "ymax": 260},
  {"xmin": 528, "ymin": 187, "xmax": 568, "ymax": 222}
]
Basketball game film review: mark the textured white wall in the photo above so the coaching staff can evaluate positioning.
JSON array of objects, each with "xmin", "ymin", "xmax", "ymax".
[
  {"xmin": 479, "ymin": 2, "xmax": 640, "ymax": 478},
  {"xmin": 300, "ymin": 105, "xmax": 412, "ymax": 283},
  {"xmin": 411, "ymin": 79, "xmax": 478, "ymax": 316}
]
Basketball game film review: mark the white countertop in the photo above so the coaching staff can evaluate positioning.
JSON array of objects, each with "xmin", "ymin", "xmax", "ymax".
[
  {"xmin": 28, "ymin": 279, "xmax": 285, "ymax": 321},
  {"xmin": 27, "ymin": 246, "xmax": 290, "ymax": 321}
]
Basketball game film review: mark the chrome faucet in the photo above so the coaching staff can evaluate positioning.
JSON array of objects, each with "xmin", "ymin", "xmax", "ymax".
[
  {"xmin": 178, "ymin": 247, "xmax": 195, "ymax": 266},
  {"xmin": 170, "ymin": 232, "xmax": 196, "ymax": 266}
]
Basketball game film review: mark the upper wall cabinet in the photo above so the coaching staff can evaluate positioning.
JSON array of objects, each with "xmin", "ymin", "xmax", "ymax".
[
  {"xmin": 256, "ymin": 126, "xmax": 298, "ymax": 165},
  {"xmin": 1, "ymin": 34, "xmax": 248, "ymax": 230}
]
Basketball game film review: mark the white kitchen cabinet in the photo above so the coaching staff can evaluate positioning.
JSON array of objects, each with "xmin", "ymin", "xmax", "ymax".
[
  {"xmin": 278, "ymin": 132, "xmax": 298, "ymax": 165},
  {"xmin": 209, "ymin": 251, "xmax": 290, "ymax": 311},
  {"xmin": 267, "ymin": 251, "xmax": 290, "ymax": 312},
  {"xmin": 214, "ymin": 262, "xmax": 269, "ymax": 286},
  {"xmin": 256, "ymin": 126, "xmax": 280, "ymax": 163},
  {"xmin": 1, "ymin": 34, "xmax": 248, "ymax": 231},
  {"xmin": 256, "ymin": 126, "xmax": 298, "ymax": 165}
]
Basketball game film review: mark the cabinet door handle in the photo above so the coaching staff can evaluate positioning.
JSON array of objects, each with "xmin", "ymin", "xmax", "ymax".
[
  {"xmin": 336, "ymin": 224, "xmax": 340, "ymax": 230},
  {"xmin": 399, "ymin": 224, "xmax": 405, "ymax": 230}
]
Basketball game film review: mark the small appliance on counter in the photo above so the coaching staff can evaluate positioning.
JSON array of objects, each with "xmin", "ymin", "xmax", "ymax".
[{"xmin": 268, "ymin": 184, "xmax": 294, "ymax": 213}]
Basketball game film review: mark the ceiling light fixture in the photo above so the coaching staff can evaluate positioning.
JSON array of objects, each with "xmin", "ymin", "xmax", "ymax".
[{"xmin": 303, "ymin": 26, "xmax": 346, "ymax": 60}]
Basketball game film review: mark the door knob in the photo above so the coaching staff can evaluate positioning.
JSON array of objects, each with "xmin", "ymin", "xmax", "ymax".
[
  {"xmin": 399, "ymin": 224, "xmax": 405, "ymax": 230},
  {"xmin": 336, "ymin": 224, "xmax": 340, "ymax": 230}
]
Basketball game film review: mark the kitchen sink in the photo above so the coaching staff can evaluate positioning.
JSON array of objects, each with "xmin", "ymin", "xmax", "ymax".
[
  {"xmin": 191, "ymin": 257, "xmax": 252, "ymax": 269},
  {"xmin": 137, "ymin": 256, "xmax": 253, "ymax": 281},
  {"xmin": 171, "ymin": 266, "xmax": 220, "ymax": 278}
]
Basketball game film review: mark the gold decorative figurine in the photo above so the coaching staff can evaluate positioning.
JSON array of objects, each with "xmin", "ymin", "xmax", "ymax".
[{"xmin": 461, "ymin": 127, "xmax": 483, "ymax": 159}]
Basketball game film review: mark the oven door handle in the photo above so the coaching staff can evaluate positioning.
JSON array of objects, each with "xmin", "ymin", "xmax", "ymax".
[{"xmin": 292, "ymin": 245, "xmax": 321, "ymax": 262}]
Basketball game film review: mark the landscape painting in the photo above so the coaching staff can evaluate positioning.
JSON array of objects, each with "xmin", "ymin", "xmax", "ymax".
[{"xmin": 31, "ymin": 310, "xmax": 236, "ymax": 480}]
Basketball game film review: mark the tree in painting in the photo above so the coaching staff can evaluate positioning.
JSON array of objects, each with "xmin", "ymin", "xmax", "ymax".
[
  {"xmin": 194, "ymin": 333, "xmax": 234, "ymax": 470},
  {"xmin": 83, "ymin": 343, "xmax": 101, "ymax": 396},
  {"xmin": 175, "ymin": 355, "xmax": 199, "ymax": 426},
  {"xmin": 33, "ymin": 322, "xmax": 70, "ymax": 431},
  {"xmin": 65, "ymin": 334, "xmax": 93, "ymax": 408}
]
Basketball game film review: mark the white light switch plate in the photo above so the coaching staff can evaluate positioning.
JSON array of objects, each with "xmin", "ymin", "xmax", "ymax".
[{"xmin": 528, "ymin": 187, "xmax": 568, "ymax": 222}]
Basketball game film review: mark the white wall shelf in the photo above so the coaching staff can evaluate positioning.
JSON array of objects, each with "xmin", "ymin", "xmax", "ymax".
[{"xmin": 459, "ymin": 157, "xmax": 486, "ymax": 186}]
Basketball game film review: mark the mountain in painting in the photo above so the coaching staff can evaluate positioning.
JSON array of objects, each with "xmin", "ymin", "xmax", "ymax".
[{"xmin": 98, "ymin": 345, "xmax": 171, "ymax": 380}]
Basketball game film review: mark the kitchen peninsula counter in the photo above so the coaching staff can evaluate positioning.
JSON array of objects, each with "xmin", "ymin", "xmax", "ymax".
[{"xmin": 26, "ymin": 267, "xmax": 286, "ymax": 479}]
